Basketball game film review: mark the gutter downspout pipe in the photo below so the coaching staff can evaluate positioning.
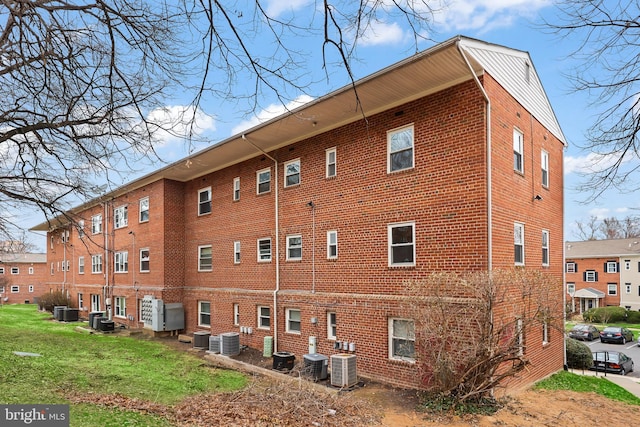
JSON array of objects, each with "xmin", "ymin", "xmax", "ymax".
[{"xmin": 242, "ymin": 134, "xmax": 280, "ymax": 353}]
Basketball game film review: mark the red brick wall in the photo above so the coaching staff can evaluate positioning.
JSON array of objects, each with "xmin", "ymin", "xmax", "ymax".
[
  {"xmin": 565, "ymin": 257, "xmax": 621, "ymax": 307},
  {"xmin": 0, "ymin": 258, "xmax": 48, "ymax": 304}
]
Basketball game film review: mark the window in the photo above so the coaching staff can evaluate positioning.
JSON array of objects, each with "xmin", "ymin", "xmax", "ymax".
[
  {"xmin": 91, "ymin": 294, "xmax": 100, "ymax": 312},
  {"xmin": 389, "ymin": 318, "xmax": 415, "ymax": 361},
  {"xmin": 114, "ymin": 251, "xmax": 128, "ymax": 273},
  {"xmin": 50, "ymin": 236, "xmax": 54, "ymax": 249},
  {"xmin": 11, "ymin": 285, "xmax": 19, "ymax": 293},
  {"xmin": 514, "ymin": 223, "xmax": 524, "ymax": 266},
  {"xmin": 78, "ymin": 293, "xmax": 84, "ymax": 310},
  {"xmin": 327, "ymin": 230, "xmax": 338, "ymax": 259},
  {"xmin": 327, "ymin": 312, "xmax": 337, "ymax": 340},
  {"xmin": 234, "ymin": 241, "xmax": 241, "ymax": 264},
  {"xmin": 608, "ymin": 283, "xmax": 618, "ymax": 296},
  {"xmin": 233, "ymin": 303, "xmax": 240, "ymax": 326},
  {"xmin": 542, "ymin": 321, "xmax": 550, "ymax": 345},
  {"xmin": 541, "ymin": 150, "xmax": 549, "ymax": 187},
  {"xmin": 198, "ymin": 245, "xmax": 212, "ymax": 271},
  {"xmin": 585, "ymin": 270, "xmax": 597, "ymax": 282},
  {"xmin": 286, "ymin": 235, "xmax": 302, "ymax": 261},
  {"xmin": 286, "ymin": 309, "xmax": 301, "ymax": 333},
  {"xmin": 198, "ymin": 187, "xmax": 212, "ymax": 215},
  {"xmin": 114, "ymin": 297, "xmax": 126, "ymax": 318},
  {"xmin": 284, "ymin": 159, "xmax": 300, "ymax": 187},
  {"xmin": 566, "ymin": 262, "xmax": 576, "ymax": 273},
  {"xmin": 626, "ymin": 283, "xmax": 631, "ymax": 294},
  {"xmin": 28, "ymin": 267, "xmax": 33, "ymax": 275},
  {"xmin": 541, "ymin": 230, "xmax": 549, "ymax": 266},
  {"xmin": 233, "ymin": 177, "xmax": 240, "ymax": 201},
  {"xmin": 257, "ymin": 168, "xmax": 271, "ymax": 194},
  {"xmin": 606, "ymin": 261, "xmax": 618, "ymax": 273},
  {"xmin": 0, "ymin": 267, "xmax": 3, "ymax": 274},
  {"xmin": 139, "ymin": 197, "xmax": 149, "ymax": 222},
  {"xmin": 78, "ymin": 256, "xmax": 85, "ymax": 274},
  {"xmin": 388, "ymin": 125, "xmax": 414, "ymax": 173},
  {"xmin": 65, "ymin": 261, "xmax": 70, "ymax": 272},
  {"xmin": 11, "ymin": 267, "xmax": 18, "ymax": 275},
  {"xmin": 28, "ymin": 285, "xmax": 33, "ymax": 293},
  {"xmin": 258, "ymin": 306, "xmax": 270, "ymax": 329},
  {"xmin": 625, "ymin": 260, "xmax": 631, "ymax": 270},
  {"xmin": 0, "ymin": 285, "xmax": 4, "ymax": 293},
  {"xmin": 388, "ymin": 222, "xmax": 415, "ymax": 266},
  {"xmin": 77, "ymin": 220, "xmax": 85, "ymax": 238},
  {"xmin": 513, "ymin": 128, "xmax": 524, "ymax": 173},
  {"xmin": 140, "ymin": 249, "xmax": 150, "ymax": 272},
  {"xmin": 326, "ymin": 147, "xmax": 336, "ymax": 178},
  {"xmin": 50, "ymin": 263, "xmax": 53, "ymax": 275},
  {"xmin": 92, "ymin": 214, "xmax": 102, "ymax": 234},
  {"xmin": 198, "ymin": 301, "xmax": 211, "ymax": 327},
  {"xmin": 91, "ymin": 254, "xmax": 103, "ymax": 274},
  {"xmin": 114, "ymin": 205, "xmax": 128, "ymax": 228},
  {"xmin": 258, "ymin": 238, "xmax": 272, "ymax": 262}
]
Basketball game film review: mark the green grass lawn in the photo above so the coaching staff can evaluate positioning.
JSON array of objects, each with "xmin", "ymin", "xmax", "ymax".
[{"xmin": 0, "ymin": 304, "xmax": 247, "ymax": 426}]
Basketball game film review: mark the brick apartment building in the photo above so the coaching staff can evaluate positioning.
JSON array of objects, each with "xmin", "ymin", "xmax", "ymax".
[
  {"xmin": 566, "ymin": 239, "xmax": 640, "ymax": 313},
  {"xmin": 0, "ymin": 253, "xmax": 48, "ymax": 305},
  {"xmin": 32, "ymin": 36, "xmax": 566, "ymax": 390}
]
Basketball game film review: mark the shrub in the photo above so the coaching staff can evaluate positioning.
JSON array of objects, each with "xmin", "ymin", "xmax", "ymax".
[
  {"xmin": 566, "ymin": 338, "xmax": 593, "ymax": 370},
  {"xmin": 626, "ymin": 310, "xmax": 640, "ymax": 323},
  {"xmin": 582, "ymin": 306, "xmax": 627, "ymax": 323},
  {"xmin": 37, "ymin": 291, "xmax": 73, "ymax": 313}
]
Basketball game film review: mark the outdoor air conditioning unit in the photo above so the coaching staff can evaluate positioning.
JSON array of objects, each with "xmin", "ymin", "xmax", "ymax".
[
  {"xmin": 330, "ymin": 354, "xmax": 357, "ymax": 388},
  {"xmin": 208, "ymin": 335, "xmax": 221, "ymax": 354},
  {"xmin": 220, "ymin": 332, "xmax": 240, "ymax": 356}
]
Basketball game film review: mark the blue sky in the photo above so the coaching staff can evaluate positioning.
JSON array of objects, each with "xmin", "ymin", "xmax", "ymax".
[{"xmin": 23, "ymin": 0, "xmax": 639, "ymax": 249}]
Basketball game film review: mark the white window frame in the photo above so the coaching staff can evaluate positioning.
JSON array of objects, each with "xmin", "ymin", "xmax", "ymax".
[
  {"xmin": 0, "ymin": 267, "xmax": 4, "ymax": 274},
  {"xmin": 541, "ymin": 150, "xmax": 549, "ymax": 187},
  {"xmin": 114, "ymin": 251, "xmax": 128, "ymax": 273},
  {"xmin": 326, "ymin": 147, "xmax": 336, "ymax": 178},
  {"xmin": 606, "ymin": 261, "xmax": 618, "ymax": 273},
  {"xmin": 514, "ymin": 222, "xmax": 525, "ymax": 266},
  {"xmin": 139, "ymin": 197, "xmax": 149, "ymax": 223},
  {"xmin": 388, "ymin": 222, "xmax": 416, "ymax": 267},
  {"xmin": 566, "ymin": 262, "xmax": 576, "ymax": 273},
  {"xmin": 198, "ymin": 245, "xmax": 213, "ymax": 271},
  {"xmin": 514, "ymin": 128, "xmax": 524, "ymax": 173},
  {"xmin": 11, "ymin": 285, "xmax": 19, "ymax": 293},
  {"xmin": 234, "ymin": 241, "xmax": 241, "ymax": 264},
  {"xmin": 140, "ymin": 248, "xmax": 150, "ymax": 272},
  {"xmin": 0, "ymin": 285, "xmax": 4, "ymax": 293},
  {"xmin": 91, "ymin": 294, "xmax": 101, "ymax": 312},
  {"xmin": 257, "ymin": 168, "xmax": 271, "ymax": 194},
  {"xmin": 78, "ymin": 256, "xmax": 85, "ymax": 274},
  {"xmin": 387, "ymin": 124, "xmax": 414, "ymax": 173},
  {"xmin": 91, "ymin": 214, "xmax": 102, "ymax": 234},
  {"xmin": 542, "ymin": 321, "xmax": 550, "ymax": 345},
  {"xmin": 257, "ymin": 306, "xmax": 271, "ymax": 329},
  {"xmin": 114, "ymin": 296, "xmax": 126, "ymax": 318},
  {"xmin": 78, "ymin": 293, "xmax": 84, "ymax": 310},
  {"xmin": 114, "ymin": 205, "xmax": 128, "ymax": 229},
  {"xmin": 286, "ymin": 308, "xmax": 301, "ymax": 334},
  {"xmin": 198, "ymin": 301, "xmax": 211, "ymax": 327},
  {"xmin": 327, "ymin": 230, "xmax": 338, "ymax": 259},
  {"xmin": 198, "ymin": 187, "xmax": 212, "ymax": 216},
  {"xmin": 91, "ymin": 254, "xmax": 103, "ymax": 274},
  {"xmin": 77, "ymin": 220, "xmax": 85, "ymax": 238},
  {"xmin": 28, "ymin": 267, "xmax": 34, "ymax": 275},
  {"xmin": 626, "ymin": 283, "xmax": 632, "ymax": 294},
  {"xmin": 625, "ymin": 260, "xmax": 631, "ymax": 270},
  {"xmin": 233, "ymin": 303, "xmax": 240, "ymax": 326},
  {"xmin": 10, "ymin": 267, "xmax": 18, "ymax": 275},
  {"xmin": 541, "ymin": 229, "xmax": 549, "ymax": 266},
  {"xmin": 28, "ymin": 285, "xmax": 33, "ymax": 293},
  {"xmin": 258, "ymin": 238, "xmax": 272, "ymax": 262},
  {"xmin": 327, "ymin": 312, "xmax": 337, "ymax": 340},
  {"xmin": 388, "ymin": 318, "xmax": 415, "ymax": 362},
  {"xmin": 608, "ymin": 283, "xmax": 618, "ymax": 296},
  {"xmin": 284, "ymin": 159, "xmax": 301, "ymax": 187},
  {"xmin": 286, "ymin": 234, "xmax": 302, "ymax": 261},
  {"xmin": 585, "ymin": 270, "xmax": 597, "ymax": 282},
  {"xmin": 233, "ymin": 177, "xmax": 240, "ymax": 201}
]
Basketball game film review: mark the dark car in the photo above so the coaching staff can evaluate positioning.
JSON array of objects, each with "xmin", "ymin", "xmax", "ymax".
[
  {"xmin": 600, "ymin": 326, "xmax": 634, "ymax": 344},
  {"xmin": 590, "ymin": 351, "xmax": 634, "ymax": 375},
  {"xmin": 568, "ymin": 324, "xmax": 600, "ymax": 341}
]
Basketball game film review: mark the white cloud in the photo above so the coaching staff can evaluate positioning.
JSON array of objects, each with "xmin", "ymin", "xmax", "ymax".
[
  {"xmin": 147, "ymin": 105, "xmax": 216, "ymax": 146},
  {"xmin": 264, "ymin": 0, "xmax": 311, "ymax": 18},
  {"xmin": 433, "ymin": 0, "xmax": 552, "ymax": 33},
  {"xmin": 564, "ymin": 152, "xmax": 624, "ymax": 175},
  {"xmin": 358, "ymin": 20, "xmax": 406, "ymax": 47},
  {"xmin": 231, "ymin": 95, "xmax": 315, "ymax": 135},
  {"xmin": 588, "ymin": 207, "xmax": 610, "ymax": 220}
]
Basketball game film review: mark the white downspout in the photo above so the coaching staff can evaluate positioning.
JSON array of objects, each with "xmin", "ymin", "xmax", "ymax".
[
  {"xmin": 457, "ymin": 40, "xmax": 492, "ymax": 271},
  {"xmin": 241, "ymin": 134, "xmax": 280, "ymax": 352}
]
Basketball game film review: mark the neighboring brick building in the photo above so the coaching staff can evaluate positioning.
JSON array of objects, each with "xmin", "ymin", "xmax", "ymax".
[
  {"xmin": 566, "ymin": 239, "xmax": 640, "ymax": 313},
  {"xmin": 0, "ymin": 253, "xmax": 48, "ymax": 304},
  {"xmin": 31, "ymin": 36, "xmax": 566, "ymax": 390}
]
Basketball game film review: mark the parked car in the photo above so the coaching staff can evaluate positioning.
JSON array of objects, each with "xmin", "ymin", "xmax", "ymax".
[
  {"xmin": 590, "ymin": 351, "xmax": 634, "ymax": 375},
  {"xmin": 568, "ymin": 324, "xmax": 600, "ymax": 341},
  {"xmin": 600, "ymin": 326, "xmax": 634, "ymax": 344}
]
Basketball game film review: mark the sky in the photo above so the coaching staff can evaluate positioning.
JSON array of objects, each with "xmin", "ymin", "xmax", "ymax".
[{"xmin": 21, "ymin": 0, "xmax": 640, "ymax": 250}]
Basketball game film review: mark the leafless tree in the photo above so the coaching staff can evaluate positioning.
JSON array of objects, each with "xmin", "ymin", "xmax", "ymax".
[
  {"xmin": 405, "ymin": 269, "xmax": 562, "ymax": 404},
  {"xmin": 545, "ymin": 1, "xmax": 640, "ymax": 200},
  {"xmin": 573, "ymin": 214, "xmax": 640, "ymax": 240},
  {"xmin": 1, "ymin": 1, "xmax": 441, "ymax": 242}
]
